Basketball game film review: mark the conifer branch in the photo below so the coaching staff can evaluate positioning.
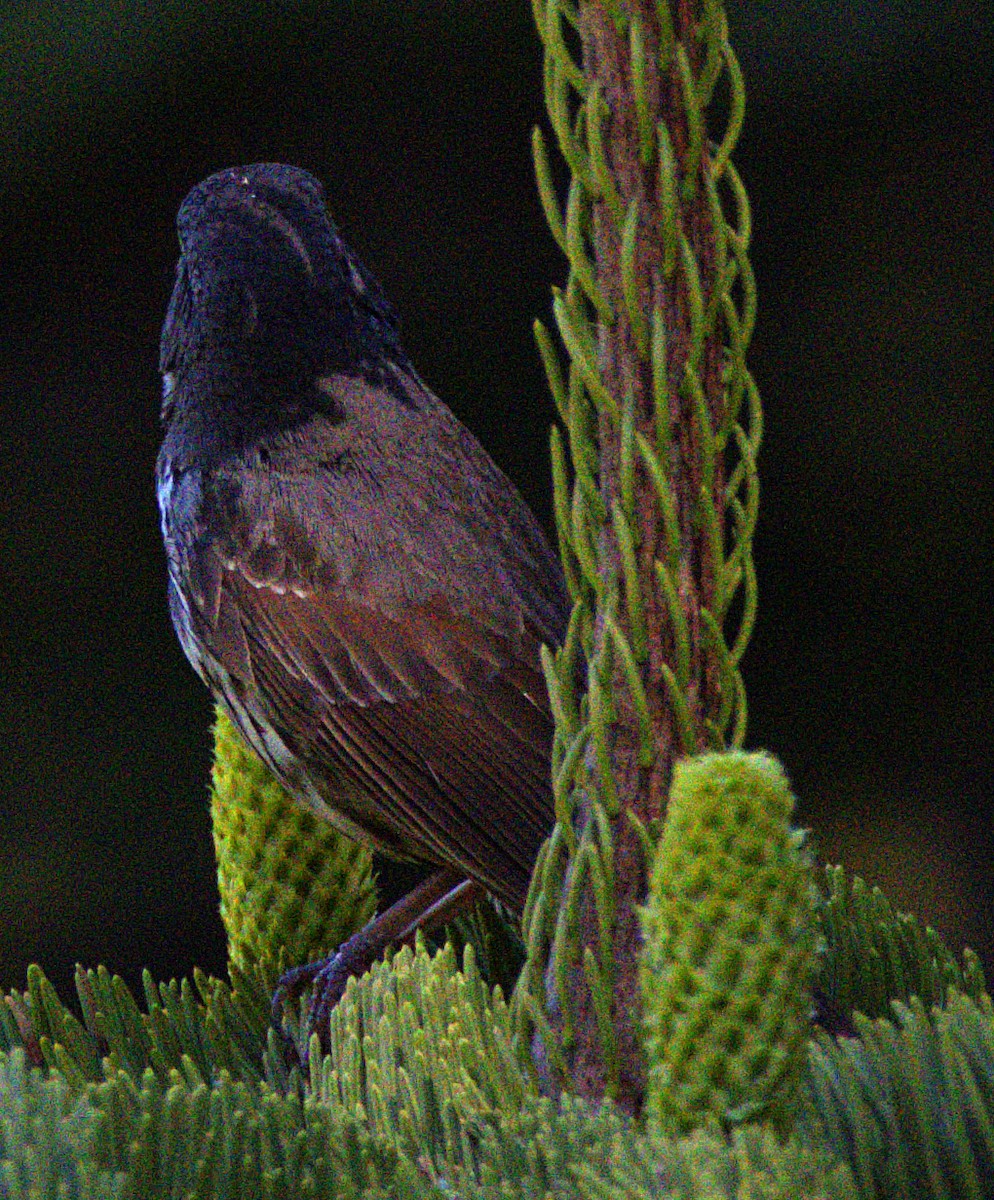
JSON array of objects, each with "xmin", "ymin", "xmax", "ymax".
[{"xmin": 514, "ymin": 0, "xmax": 761, "ymax": 1112}]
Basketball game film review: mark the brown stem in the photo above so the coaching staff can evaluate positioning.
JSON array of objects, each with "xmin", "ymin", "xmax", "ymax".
[{"xmin": 545, "ymin": 0, "xmax": 728, "ymax": 1114}]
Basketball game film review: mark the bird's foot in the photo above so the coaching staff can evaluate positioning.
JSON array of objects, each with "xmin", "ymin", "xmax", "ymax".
[
  {"xmin": 270, "ymin": 868, "xmax": 483, "ymax": 1070},
  {"xmin": 271, "ymin": 925, "xmax": 379, "ymax": 1068}
]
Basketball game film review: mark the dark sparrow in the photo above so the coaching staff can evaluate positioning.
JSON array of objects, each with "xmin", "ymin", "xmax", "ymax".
[{"xmin": 157, "ymin": 164, "xmax": 568, "ymax": 1036}]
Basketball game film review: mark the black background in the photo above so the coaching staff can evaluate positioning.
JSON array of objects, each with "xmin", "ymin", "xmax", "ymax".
[{"xmin": 1, "ymin": 1, "xmax": 991, "ymax": 1000}]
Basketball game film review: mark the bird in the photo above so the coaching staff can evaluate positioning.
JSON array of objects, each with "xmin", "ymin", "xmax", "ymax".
[{"xmin": 156, "ymin": 163, "xmax": 569, "ymax": 1030}]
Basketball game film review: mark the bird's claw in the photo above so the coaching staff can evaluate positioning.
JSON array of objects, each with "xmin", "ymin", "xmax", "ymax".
[
  {"xmin": 271, "ymin": 953, "xmax": 341, "ymax": 1070},
  {"xmin": 271, "ymin": 933, "xmax": 372, "ymax": 1070}
]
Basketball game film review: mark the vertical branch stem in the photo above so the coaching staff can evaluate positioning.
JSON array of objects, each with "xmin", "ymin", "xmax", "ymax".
[
  {"xmin": 564, "ymin": 0, "xmax": 727, "ymax": 1109},
  {"xmin": 516, "ymin": 0, "xmax": 759, "ymax": 1115}
]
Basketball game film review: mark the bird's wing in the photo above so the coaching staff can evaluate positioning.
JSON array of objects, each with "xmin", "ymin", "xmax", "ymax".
[{"xmin": 180, "ymin": 529, "xmax": 556, "ymax": 910}]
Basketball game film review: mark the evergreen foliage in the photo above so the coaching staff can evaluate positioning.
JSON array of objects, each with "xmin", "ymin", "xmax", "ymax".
[
  {"xmin": 0, "ymin": 1036, "xmax": 859, "ymax": 1199},
  {"xmin": 211, "ymin": 707, "xmax": 376, "ymax": 972},
  {"xmin": 3, "ymin": 760, "xmax": 992, "ymax": 1195},
  {"xmin": 803, "ymin": 992, "xmax": 994, "ymax": 1198},
  {"xmin": 515, "ymin": 0, "xmax": 763, "ymax": 1105},
  {"xmin": 816, "ymin": 864, "xmax": 987, "ymax": 1022},
  {"xmin": 640, "ymin": 752, "xmax": 817, "ymax": 1136},
  {"xmin": 312, "ymin": 940, "xmax": 528, "ymax": 1167}
]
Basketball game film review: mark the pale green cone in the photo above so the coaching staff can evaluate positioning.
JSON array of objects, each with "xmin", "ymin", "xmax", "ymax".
[
  {"xmin": 640, "ymin": 751, "xmax": 817, "ymax": 1136},
  {"xmin": 210, "ymin": 705, "xmax": 376, "ymax": 972}
]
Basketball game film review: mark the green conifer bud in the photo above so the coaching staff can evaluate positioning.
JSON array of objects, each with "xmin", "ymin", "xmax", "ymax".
[
  {"xmin": 210, "ymin": 706, "xmax": 376, "ymax": 971},
  {"xmin": 640, "ymin": 751, "xmax": 816, "ymax": 1135}
]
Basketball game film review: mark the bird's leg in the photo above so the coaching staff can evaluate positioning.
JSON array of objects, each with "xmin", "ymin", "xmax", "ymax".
[{"xmin": 272, "ymin": 867, "xmax": 485, "ymax": 1061}]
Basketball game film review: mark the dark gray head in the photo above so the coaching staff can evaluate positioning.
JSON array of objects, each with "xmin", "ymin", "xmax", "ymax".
[{"xmin": 160, "ymin": 164, "xmax": 404, "ymax": 381}]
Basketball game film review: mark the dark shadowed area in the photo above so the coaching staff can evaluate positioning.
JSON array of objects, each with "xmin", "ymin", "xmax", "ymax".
[{"xmin": 1, "ymin": 1, "xmax": 991, "ymax": 1000}]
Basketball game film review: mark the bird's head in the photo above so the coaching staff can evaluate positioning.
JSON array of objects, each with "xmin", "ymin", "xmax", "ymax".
[{"xmin": 160, "ymin": 164, "xmax": 402, "ymax": 380}]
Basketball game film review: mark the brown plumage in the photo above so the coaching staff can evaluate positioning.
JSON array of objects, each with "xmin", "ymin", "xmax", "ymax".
[{"xmin": 157, "ymin": 165, "xmax": 568, "ymax": 921}]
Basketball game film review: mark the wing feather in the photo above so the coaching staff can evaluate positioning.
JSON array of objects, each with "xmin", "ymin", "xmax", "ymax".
[{"xmin": 185, "ymin": 553, "xmax": 557, "ymax": 911}]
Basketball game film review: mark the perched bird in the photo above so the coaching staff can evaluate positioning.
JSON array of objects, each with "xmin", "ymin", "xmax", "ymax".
[{"xmin": 156, "ymin": 164, "xmax": 568, "ymax": 1019}]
